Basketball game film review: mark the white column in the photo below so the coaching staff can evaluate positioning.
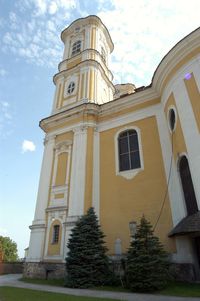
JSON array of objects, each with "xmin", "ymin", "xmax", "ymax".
[
  {"xmin": 27, "ymin": 135, "xmax": 55, "ymax": 262},
  {"xmin": 68, "ymin": 126, "xmax": 87, "ymax": 217},
  {"xmin": 33, "ymin": 135, "xmax": 55, "ymax": 223},
  {"xmin": 26, "ymin": 224, "xmax": 46, "ymax": 262},
  {"xmin": 173, "ymin": 80, "xmax": 200, "ymax": 208}
]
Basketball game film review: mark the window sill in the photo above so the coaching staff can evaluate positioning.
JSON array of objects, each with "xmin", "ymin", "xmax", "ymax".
[{"xmin": 116, "ymin": 168, "xmax": 143, "ymax": 180}]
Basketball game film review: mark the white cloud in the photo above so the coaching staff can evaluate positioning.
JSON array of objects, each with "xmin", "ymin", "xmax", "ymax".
[
  {"xmin": 22, "ymin": 140, "xmax": 36, "ymax": 153},
  {"xmin": 34, "ymin": 0, "xmax": 47, "ymax": 15},
  {"xmin": 1, "ymin": 0, "xmax": 199, "ymax": 85},
  {"xmin": 97, "ymin": 0, "xmax": 200, "ymax": 85},
  {"xmin": 48, "ymin": 1, "xmax": 58, "ymax": 14}
]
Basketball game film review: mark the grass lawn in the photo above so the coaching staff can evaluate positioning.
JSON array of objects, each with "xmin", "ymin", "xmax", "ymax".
[
  {"xmin": 0, "ymin": 287, "xmax": 118, "ymax": 301},
  {"xmin": 20, "ymin": 277, "xmax": 200, "ymax": 297},
  {"xmin": 20, "ymin": 277, "xmax": 65, "ymax": 287},
  {"xmin": 156, "ymin": 281, "xmax": 200, "ymax": 297}
]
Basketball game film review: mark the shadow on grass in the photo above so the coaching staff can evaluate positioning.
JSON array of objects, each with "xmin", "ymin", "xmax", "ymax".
[{"xmin": 20, "ymin": 278, "xmax": 200, "ymax": 297}]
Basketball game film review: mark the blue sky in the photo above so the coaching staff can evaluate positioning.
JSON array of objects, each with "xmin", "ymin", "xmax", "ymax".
[{"xmin": 0, "ymin": 0, "xmax": 199, "ymax": 258}]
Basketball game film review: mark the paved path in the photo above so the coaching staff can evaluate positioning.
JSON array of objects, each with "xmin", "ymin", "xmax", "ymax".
[{"xmin": 0, "ymin": 274, "xmax": 200, "ymax": 301}]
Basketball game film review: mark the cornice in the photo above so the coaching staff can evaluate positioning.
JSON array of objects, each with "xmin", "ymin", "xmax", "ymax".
[
  {"xmin": 58, "ymin": 48, "xmax": 113, "ymax": 79},
  {"xmin": 152, "ymin": 27, "xmax": 200, "ymax": 93},
  {"xmin": 29, "ymin": 224, "xmax": 46, "ymax": 230},
  {"xmin": 46, "ymin": 206, "xmax": 68, "ymax": 212},
  {"xmin": 99, "ymin": 86, "xmax": 159, "ymax": 117},
  {"xmin": 53, "ymin": 58, "xmax": 115, "ymax": 91},
  {"xmin": 40, "ymin": 86, "xmax": 160, "ymax": 133},
  {"xmin": 40, "ymin": 102, "xmax": 100, "ymax": 133}
]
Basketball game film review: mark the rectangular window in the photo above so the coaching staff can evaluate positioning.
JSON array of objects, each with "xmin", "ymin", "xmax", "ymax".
[
  {"xmin": 118, "ymin": 130, "xmax": 141, "ymax": 172},
  {"xmin": 52, "ymin": 225, "xmax": 60, "ymax": 244}
]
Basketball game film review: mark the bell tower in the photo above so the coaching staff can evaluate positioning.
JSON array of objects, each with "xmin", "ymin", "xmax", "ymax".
[
  {"xmin": 52, "ymin": 15, "xmax": 115, "ymax": 113},
  {"xmin": 25, "ymin": 16, "xmax": 115, "ymax": 273}
]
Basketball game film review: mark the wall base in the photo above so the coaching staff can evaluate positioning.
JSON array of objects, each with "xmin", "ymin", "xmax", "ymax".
[
  {"xmin": 24, "ymin": 261, "xmax": 197, "ymax": 282},
  {"xmin": 23, "ymin": 262, "xmax": 66, "ymax": 279},
  {"xmin": 170, "ymin": 263, "xmax": 196, "ymax": 282}
]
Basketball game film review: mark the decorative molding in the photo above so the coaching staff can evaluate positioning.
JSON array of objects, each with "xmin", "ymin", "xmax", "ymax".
[
  {"xmin": 63, "ymin": 215, "xmax": 80, "ymax": 227},
  {"xmin": 46, "ymin": 206, "xmax": 68, "ymax": 212},
  {"xmin": 43, "ymin": 135, "xmax": 56, "ymax": 145},
  {"xmin": 54, "ymin": 140, "xmax": 72, "ymax": 152},
  {"xmin": 29, "ymin": 224, "xmax": 46, "ymax": 230},
  {"xmin": 73, "ymin": 125, "xmax": 88, "ymax": 135}
]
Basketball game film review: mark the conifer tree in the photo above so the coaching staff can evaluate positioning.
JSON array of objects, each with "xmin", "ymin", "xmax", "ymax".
[
  {"xmin": 125, "ymin": 216, "xmax": 169, "ymax": 292},
  {"xmin": 65, "ymin": 207, "xmax": 111, "ymax": 288}
]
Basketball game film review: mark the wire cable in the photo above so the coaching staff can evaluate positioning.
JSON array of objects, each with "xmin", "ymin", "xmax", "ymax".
[{"xmin": 153, "ymin": 131, "xmax": 174, "ymax": 232}]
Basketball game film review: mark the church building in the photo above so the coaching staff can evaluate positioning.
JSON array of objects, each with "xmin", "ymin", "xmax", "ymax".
[{"xmin": 24, "ymin": 15, "xmax": 200, "ymax": 280}]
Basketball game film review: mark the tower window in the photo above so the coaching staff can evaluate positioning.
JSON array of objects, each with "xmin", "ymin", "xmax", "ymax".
[
  {"xmin": 168, "ymin": 108, "xmax": 176, "ymax": 132},
  {"xmin": 101, "ymin": 47, "xmax": 106, "ymax": 64},
  {"xmin": 52, "ymin": 225, "xmax": 60, "ymax": 244},
  {"xmin": 71, "ymin": 40, "xmax": 81, "ymax": 56},
  {"xmin": 67, "ymin": 82, "xmax": 75, "ymax": 94},
  {"xmin": 118, "ymin": 130, "xmax": 141, "ymax": 172}
]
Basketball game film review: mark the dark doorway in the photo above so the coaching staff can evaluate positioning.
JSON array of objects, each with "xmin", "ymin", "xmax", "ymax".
[
  {"xmin": 194, "ymin": 238, "xmax": 200, "ymax": 267},
  {"xmin": 179, "ymin": 156, "xmax": 198, "ymax": 216}
]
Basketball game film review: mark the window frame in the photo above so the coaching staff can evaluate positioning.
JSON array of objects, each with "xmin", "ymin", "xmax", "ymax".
[
  {"xmin": 115, "ymin": 126, "xmax": 144, "ymax": 179},
  {"xmin": 71, "ymin": 40, "xmax": 81, "ymax": 57},
  {"xmin": 52, "ymin": 224, "xmax": 60, "ymax": 244},
  {"xmin": 101, "ymin": 46, "xmax": 106, "ymax": 64},
  {"xmin": 67, "ymin": 82, "xmax": 75, "ymax": 95},
  {"xmin": 167, "ymin": 105, "xmax": 177, "ymax": 133}
]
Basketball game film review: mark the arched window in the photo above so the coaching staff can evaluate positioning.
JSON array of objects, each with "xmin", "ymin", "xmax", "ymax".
[
  {"xmin": 118, "ymin": 130, "xmax": 141, "ymax": 172},
  {"xmin": 52, "ymin": 225, "xmax": 60, "ymax": 244},
  {"xmin": 71, "ymin": 40, "xmax": 81, "ymax": 56},
  {"xmin": 179, "ymin": 156, "xmax": 198, "ymax": 216}
]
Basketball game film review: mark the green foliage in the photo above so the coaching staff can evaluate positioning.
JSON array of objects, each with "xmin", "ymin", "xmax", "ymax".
[
  {"xmin": 0, "ymin": 236, "xmax": 18, "ymax": 262},
  {"xmin": 125, "ymin": 216, "xmax": 169, "ymax": 292},
  {"xmin": 65, "ymin": 207, "xmax": 112, "ymax": 288}
]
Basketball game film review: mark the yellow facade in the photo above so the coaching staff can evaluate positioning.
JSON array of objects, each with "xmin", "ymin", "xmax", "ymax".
[
  {"xmin": 47, "ymin": 220, "xmax": 62, "ymax": 256},
  {"xmin": 164, "ymin": 93, "xmax": 187, "ymax": 159},
  {"xmin": 100, "ymin": 117, "xmax": 175, "ymax": 253}
]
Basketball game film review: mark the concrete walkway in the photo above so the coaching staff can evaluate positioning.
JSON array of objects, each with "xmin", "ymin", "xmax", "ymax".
[{"xmin": 0, "ymin": 274, "xmax": 200, "ymax": 301}]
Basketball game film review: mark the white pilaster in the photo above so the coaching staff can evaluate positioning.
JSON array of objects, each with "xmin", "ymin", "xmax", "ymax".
[
  {"xmin": 92, "ymin": 129, "xmax": 100, "ymax": 217},
  {"xmin": 33, "ymin": 135, "xmax": 55, "ymax": 224},
  {"xmin": 26, "ymin": 224, "xmax": 46, "ymax": 262},
  {"xmin": 156, "ymin": 108, "xmax": 186, "ymax": 226},
  {"xmin": 68, "ymin": 126, "xmax": 87, "ymax": 216},
  {"xmin": 173, "ymin": 79, "xmax": 200, "ymax": 208},
  {"xmin": 27, "ymin": 135, "xmax": 55, "ymax": 262}
]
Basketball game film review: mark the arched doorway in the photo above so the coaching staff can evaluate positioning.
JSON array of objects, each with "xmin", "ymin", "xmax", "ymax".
[{"xmin": 179, "ymin": 156, "xmax": 198, "ymax": 216}]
